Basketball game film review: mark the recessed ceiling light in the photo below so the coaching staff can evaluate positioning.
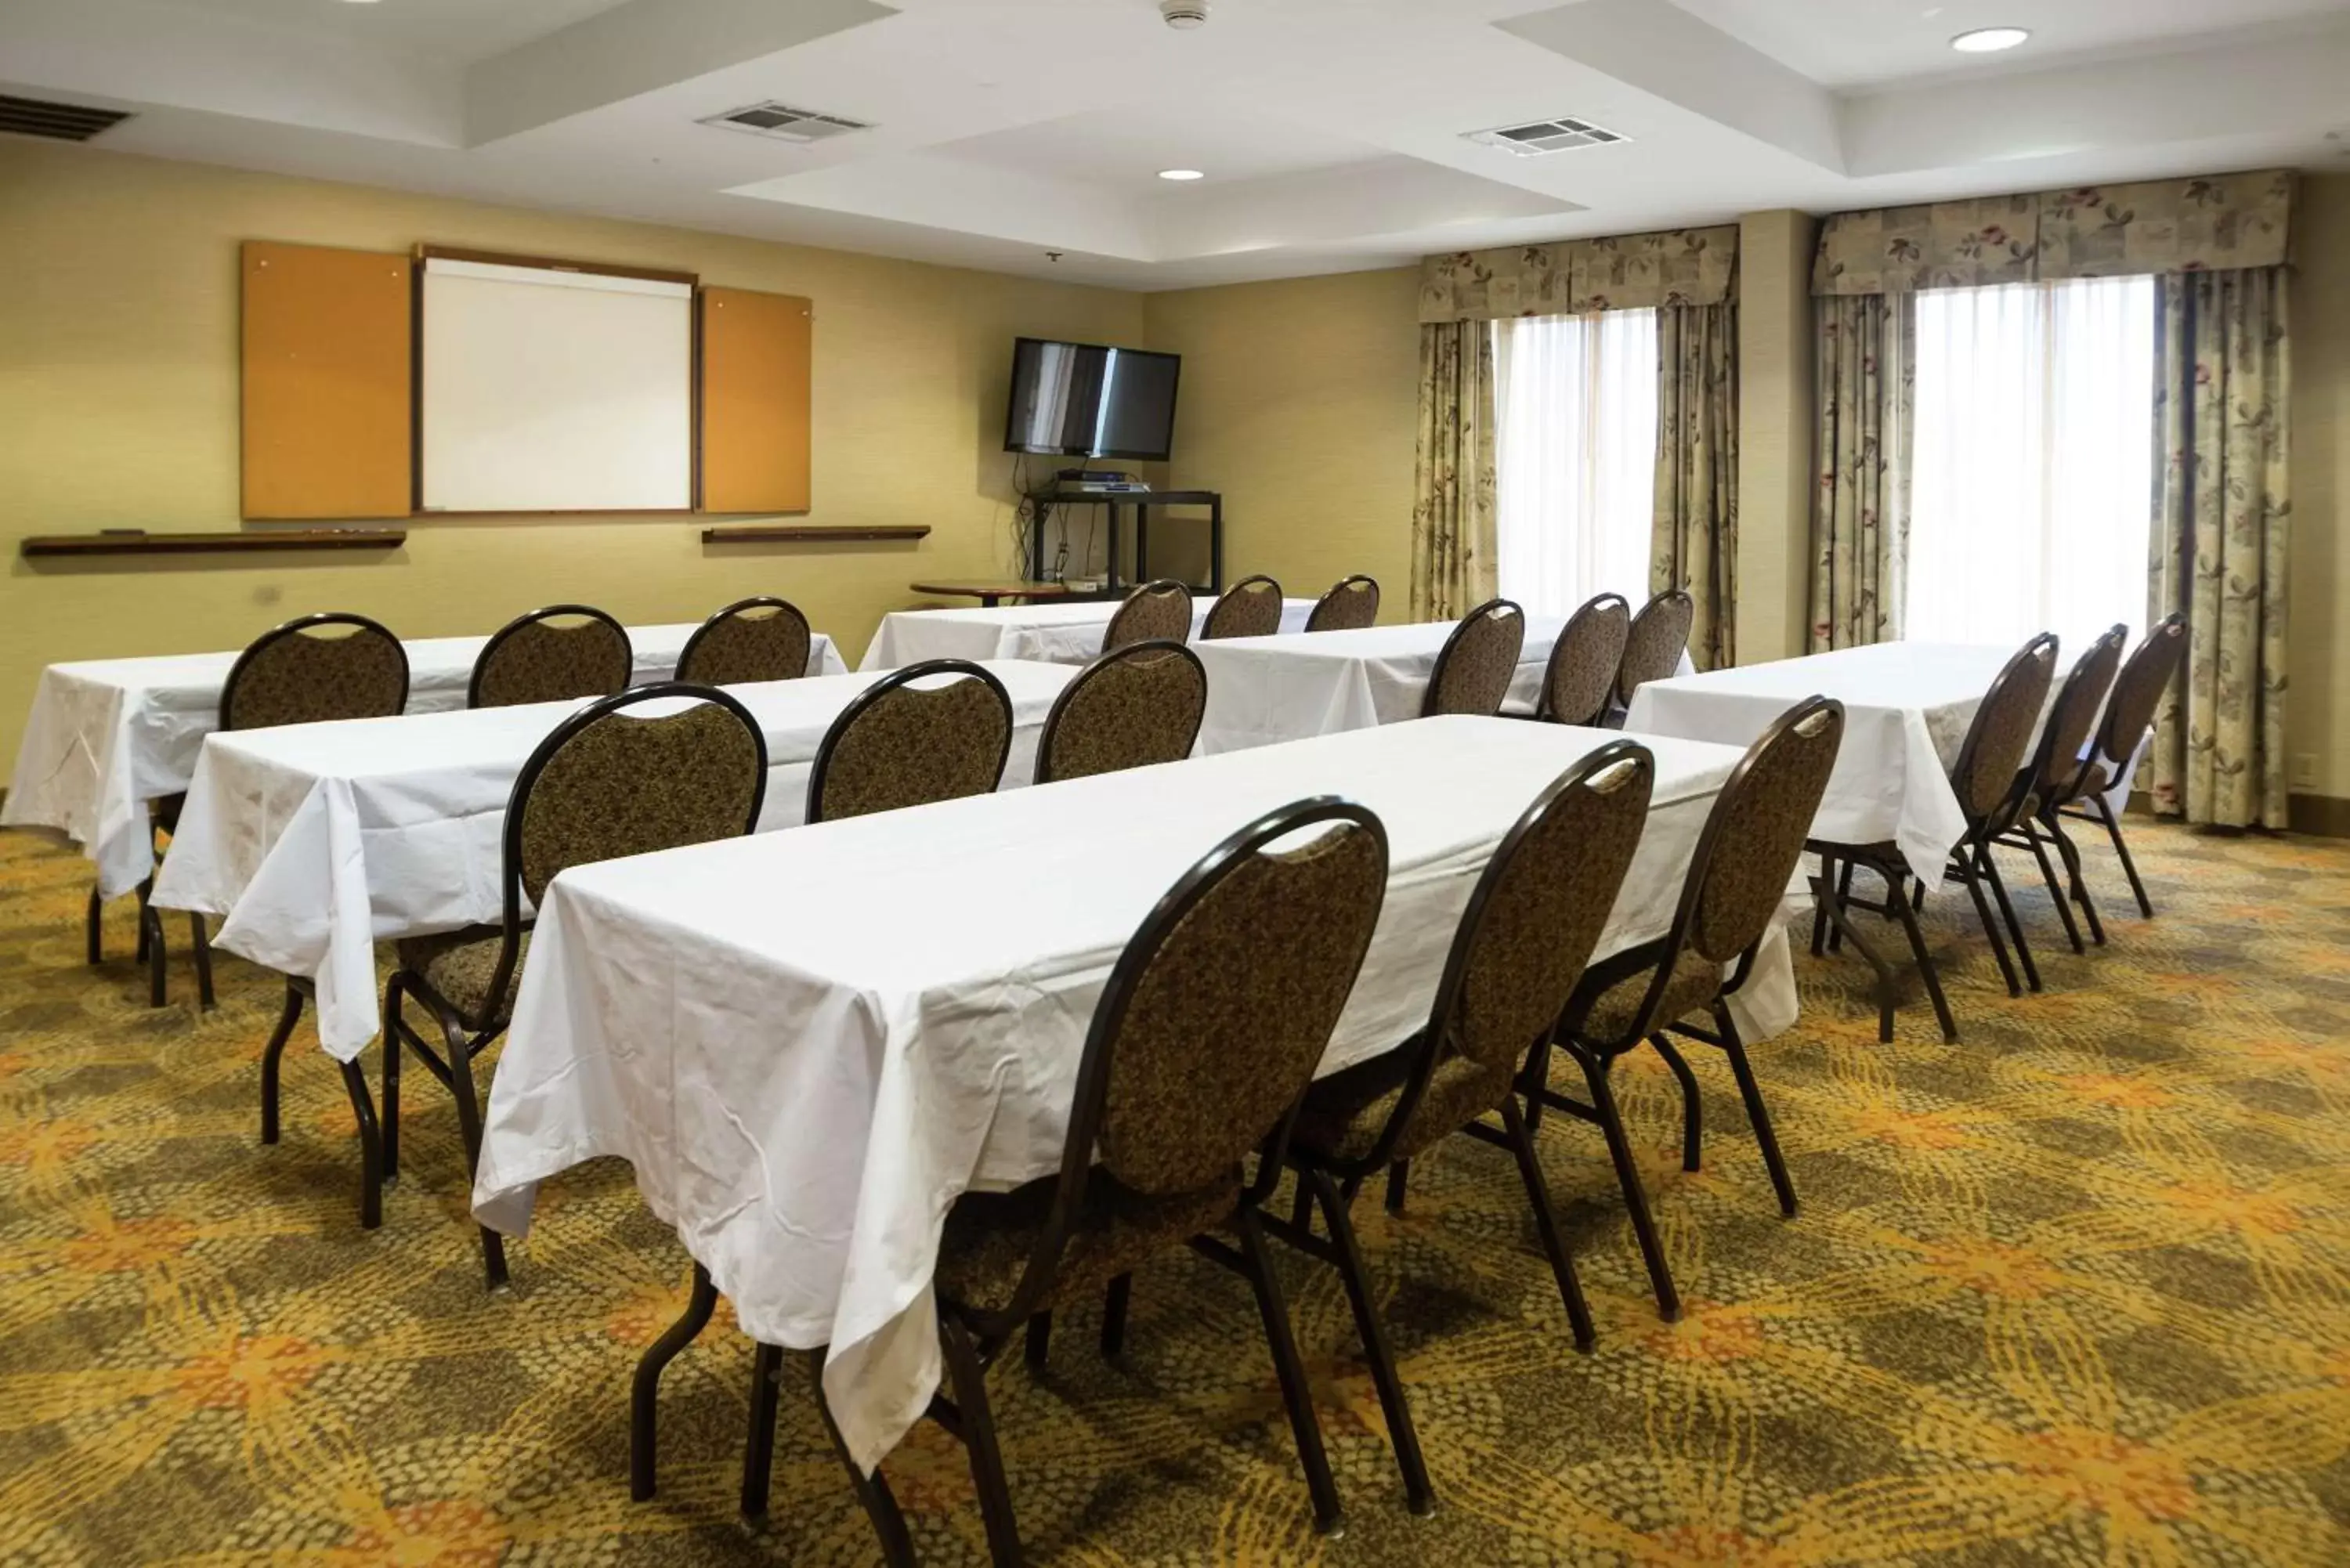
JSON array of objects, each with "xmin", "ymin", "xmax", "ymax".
[
  {"xmin": 1950, "ymin": 27, "xmax": 2030, "ymax": 52},
  {"xmin": 1157, "ymin": 168, "xmax": 1204, "ymax": 181}
]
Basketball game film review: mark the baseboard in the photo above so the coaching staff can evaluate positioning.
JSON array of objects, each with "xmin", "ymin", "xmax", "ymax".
[{"xmin": 2290, "ymin": 792, "xmax": 2350, "ymax": 838}]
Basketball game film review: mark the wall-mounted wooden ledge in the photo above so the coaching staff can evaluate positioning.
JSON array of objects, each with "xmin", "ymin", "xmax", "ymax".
[
  {"xmin": 700, "ymin": 524, "xmax": 931, "ymax": 544},
  {"xmin": 20, "ymin": 529, "xmax": 407, "ymax": 558}
]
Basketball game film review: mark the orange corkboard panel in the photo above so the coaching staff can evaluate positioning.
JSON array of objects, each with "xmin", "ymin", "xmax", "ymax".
[
  {"xmin": 699, "ymin": 286, "xmax": 812, "ymax": 514},
  {"xmin": 241, "ymin": 241, "xmax": 413, "ymax": 520}
]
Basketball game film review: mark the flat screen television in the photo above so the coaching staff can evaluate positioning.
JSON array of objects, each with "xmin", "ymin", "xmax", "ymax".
[{"xmin": 1003, "ymin": 337, "xmax": 1180, "ymax": 462}]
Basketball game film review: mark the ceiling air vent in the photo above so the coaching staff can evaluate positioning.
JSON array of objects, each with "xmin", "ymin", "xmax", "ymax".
[
  {"xmin": 1462, "ymin": 116, "xmax": 1627, "ymax": 157},
  {"xmin": 699, "ymin": 101, "xmax": 873, "ymax": 144},
  {"xmin": 0, "ymin": 93, "xmax": 132, "ymax": 143}
]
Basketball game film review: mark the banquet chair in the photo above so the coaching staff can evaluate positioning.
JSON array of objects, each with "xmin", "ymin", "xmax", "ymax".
[
  {"xmin": 1810, "ymin": 634, "xmax": 2058, "ymax": 1041},
  {"xmin": 1199, "ymin": 573, "xmax": 1285, "ymax": 639},
  {"xmin": 1609, "ymin": 589, "xmax": 1695, "ymax": 722},
  {"xmin": 734, "ymin": 797, "xmax": 1389, "ymax": 1562},
  {"xmin": 1033, "ymin": 640, "xmax": 1206, "ymax": 784},
  {"xmin": 1990, "ymin": 627, "xmax": 2126, "ymax": 956},
  {"xmin": 1303, "ymin": 573, "xmax": 1380, "ymax": 632},
  {"xmin": 380, "ymin": 683, "xmax": 767, "ymax": 1285},
  {"xmin": 1533, "ymin": 696, "xmax": 1844, "ymax": 1321},
  {"xmin": 675, "ymin": 596, "xmax": 813, "ymax": 685},
  {"xmin": 1422, "ymin": 597, "xmax": 1526, "ymax": 717},
  {"xmin": 467, "ymin": 603, "xmax": 633, "ymax": 708},
  {"xmin": 1536, "ymin": 592, "xmax": 1632, "ymax": 726},
  {"xmin": 1101, "ymin": 578, "xmax": 1194, "ymax": 653},
  {"xmin": 806, "ymin": 659, "xmax": 1013, "ymax": 822},
  {"xmin": 1273, "ymin": 741, "xmax": 1653, "ymax": 1511},
  {"xmin": 2054, "ymin": 614, "xmax": 2189, "ymax": 920},
  {"xmin": 126, "ymin": 612, "xmax": 408, "ymax": 1013}
]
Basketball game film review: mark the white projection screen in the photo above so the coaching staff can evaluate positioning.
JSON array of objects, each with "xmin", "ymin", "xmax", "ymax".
[{"xmin": 420, "ymin": 257, "xmax": 693, "ymax": 512}]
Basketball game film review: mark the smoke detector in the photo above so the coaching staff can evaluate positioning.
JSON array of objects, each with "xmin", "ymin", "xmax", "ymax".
[
  {"xmin": 1462, "ymin": 116, "xmax": 1628, "ymax": 157},
  {"xmin": 1160, "ymin": 1, "xmax": 1208, "ymax": 29}
]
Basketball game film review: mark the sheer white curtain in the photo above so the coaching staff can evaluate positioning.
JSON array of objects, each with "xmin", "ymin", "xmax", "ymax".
[
  {"xmin": 1906, "ymin": 274, "xmax": 2157, "ymax": 652},
  {"xmin": 1493, "ymin": 309, "xmax": 1658, "ymax": 619}
]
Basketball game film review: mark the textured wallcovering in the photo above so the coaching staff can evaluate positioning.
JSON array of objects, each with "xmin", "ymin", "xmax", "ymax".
[{"xmin": 3, "ymin": 820, "xmax": 2350, "ymax": 1563}]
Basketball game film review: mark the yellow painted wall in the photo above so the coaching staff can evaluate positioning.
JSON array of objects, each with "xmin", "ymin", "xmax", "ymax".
[
  {"xmin": 0, "ymin": 140, "xmax": 1143, "ymax": 762},
  {"xmin": 2290, "ymin": 174, "xmax": 2350, "ymax": 807},
  {"xmin": 1143, "ymin": 268, "xmax": 1421, "ymax": 612},
  {"xmin": 1734, "ymin": 211, "xmax": 1819, "ymax": 664}
]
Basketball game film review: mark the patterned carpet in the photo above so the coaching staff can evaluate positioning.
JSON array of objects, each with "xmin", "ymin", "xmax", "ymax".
[{"xmin": 2, "ymin": 818, "xmax": 2348, "ymax": 1566}]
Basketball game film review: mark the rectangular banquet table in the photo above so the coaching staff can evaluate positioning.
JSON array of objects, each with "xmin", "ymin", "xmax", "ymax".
[
  {"xmin": 472, "ymin": 715, "xmax": 1799, "ymax": 1472},
  {"xmin": 4, "ymin": 623, "xmax": 848, "ymax": 901},
  {"xmin": 148, "ymin": 660, "xmax": 1072, "ymax": 1061},
  {"xmin": 859, "ymin": 595, "xmax": 1314, "ymax": 671}
]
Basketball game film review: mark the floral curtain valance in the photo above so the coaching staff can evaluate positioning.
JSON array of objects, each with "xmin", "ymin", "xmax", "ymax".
[
  {"xmin": 1419, "ymin": 225, "xmax": 1739, "ymax": 323},
  {"xmin": 1813, "ymin": 169, "xmax": 2294, "ymax": 296}
]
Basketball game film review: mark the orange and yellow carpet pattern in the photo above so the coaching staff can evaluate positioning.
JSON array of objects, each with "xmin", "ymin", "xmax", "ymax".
[{"xmin": 2, "ymin": 820, "xmax": 2348, "ymax": 1564}]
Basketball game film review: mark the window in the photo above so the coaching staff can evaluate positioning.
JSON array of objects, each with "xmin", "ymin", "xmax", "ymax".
[
  {"xmin": 1906, "ymin": 274, "xmax": 2157, "ymax": 652},
  {"xmin": 1492, "ymin": 309, "xmax": 1658, "ymax": 618}
]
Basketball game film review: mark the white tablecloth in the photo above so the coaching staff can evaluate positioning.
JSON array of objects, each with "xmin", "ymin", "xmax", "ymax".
[
  {"xmin": 149, "ymin": 661, "xmax": 1070, "ymax": 1062},
  {"xmin": 859, "ymin": 596, "xmax": 1315, "ymax": 671},
  {"xmin": 4, "ymin": 624, "xmax": 848, "ymax": 901},
  {"xmin": 472, "ymin": 716, "xmax": 1799, "ymax": 1472},
  {"xmin": 1624, "ymin": 641, "xmax": 2110, "ymax": 887}
]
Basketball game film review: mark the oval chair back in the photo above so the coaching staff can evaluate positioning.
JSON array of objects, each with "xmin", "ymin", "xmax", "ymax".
[
  {"xmin": 1615, "ymin": 590, "xmax": 1694, "ymax": 709},
  {"xmin": 1034, "ymin": 640, "xmax": 1207, "ymax": 785},
  {"xmin": 2084, "ymin": 613, "xmax": 2189, "ymax": 792},
  {"xmin": 1423, "ymin": 598, "xmax": 1526, "ymax": 717},
  {"xmin": 1102, "ymin": 579, "xmax": 1195, "ymax": 652},
  {"xmin": 808, "ymin": 659, "xmax": 1013, "ymax": 824},
  {"xmin": 1537, "ymin": 594, "xmax": 1632, "ymax": 725},
  {"xmin": 220, "ymin": 612, "xmax": 410, "ymax": 732},
  {"xmin": 469, "ymin": 604, "xmax": 633, "ymax": 709},
  {"xmin": 1950, "ymin": 634, "xmax": 2060, "ymax": 825},
  {"xmin": 1303, "ymin": 574, "xmax": 1379, "ymax": 633},
  {"xmin": 2027, "ymin": 627, "xmax": 2127, "ymax": 808},
  {"xmin": 1200, "ymin": 574, "xmax": 1285, "ymax": 640},
  {"xmin": 676, "ymin": 597, "xmax": 813, "ymax": 685}
]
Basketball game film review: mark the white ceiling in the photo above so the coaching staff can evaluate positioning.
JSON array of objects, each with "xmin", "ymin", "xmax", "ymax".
[{"xmin": 7, "ymin": 0, "xmax": 2347, "ymax": 291}]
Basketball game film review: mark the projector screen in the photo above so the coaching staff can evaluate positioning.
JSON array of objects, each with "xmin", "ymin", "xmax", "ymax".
[{"xmin": 420, "ymin": 257, "xmax": 693, "ymax": 512}]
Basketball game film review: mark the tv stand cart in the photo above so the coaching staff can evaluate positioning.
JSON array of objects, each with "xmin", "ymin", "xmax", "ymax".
[{"xmin": 1031, "ymin": 490, "xmax": 1223, "ymax": 594}]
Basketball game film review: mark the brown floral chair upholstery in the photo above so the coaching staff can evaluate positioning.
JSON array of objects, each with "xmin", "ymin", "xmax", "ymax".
[
  {"xmin": 1304, "ymin": 573, "xmax": 1380, "ymax": 632},
  {"xmin": 1101, "ymin": 578, "xmax": 1195, "ymax": 653},
  {"xmin": 378, "ymin": 682, "xmax": 768, "ymax": 1285},
  {"xmin": 1034, "ymin": 640, "xmax": 1207, "ymax": 784},
  {"xmin": 1535, "ymin": 695, "xmax": 1845, "ymax": 1321},
  {"xmin": 807, "ymin": 659, "xmax": 1013, "ymax": 822},
  {"xmin": 467, "ymin": 603, "xmax": 634, "ymax": 708},
  {"xmin": 1990, "ymin": 627, "xmax": 2126, "ymax": 957},
  {"xmin": 1278, "ymin": 741, "xmax": 1654, "ymax": 1509},
  {"xmin": 1810, "ymin": 634, "xmax": 2058, "ymax": 1043},
  {"xmin": 2055, "ymin": 614, "xmax": 2188, "ymax": 919},
  {"xmin": 730, "ymin": 797, "xmax": 1389, "ymax": 1561},
  {"xmin": 676, "ymin": 597, "xmax": 814, "ymax": 685},
  {"xmin": 128, "ymin": 612, "xmax": 408, "ymax": 1016},
  {"xmin": 1423, "ymin": 598, "xmax": 1527, "ymax": 717},
  {"xmin": 1611, "ymin": 589, "xmax": 1695, "ymax": 719},
  {"xmin": 1537, "ymin": 593, "xmax": 1632, "ymax": 726},
  {"xmin": 1200, "ymin": 574, "xmax": 1285, "ymax": 639}
]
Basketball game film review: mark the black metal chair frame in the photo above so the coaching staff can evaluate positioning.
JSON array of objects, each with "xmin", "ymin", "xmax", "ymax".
[
  {"xmin": 465, "ymin": 602, "xmax": 634, "ymax": 709},
  {"xmin": 1421, "ymin": 597, "xmax": 1527, "ymax": 718},
  {"xmin": 2054, "ymin": 613, "xmax": 2188, "ymax": 922},
  {"xmin": 1806, "ymin": 634, "xmax": 2061, "ymax": 1044},
  {"xmin": 1303, "ymin": 573, "xmax": 1380, "ymax": 633},
  {"xmin": 1528, "ymin": 696, "xmax": 1842, "ymax": 1322},
  {"xmin": 372, "ymin": 683, "xmax": 768, "ymax": 1286},
  {"xmin": 1100, "ymin": 578, "xmax": 1195, "ymax": 653},
  {"xmin": 1198, "ymin": 573, "xmax": 1285, "ymax": 641},
  {"xmin": 805, "ymin": 659, "xmax": 1014, "ymax": 824},
  {"xmin": 684, "ymin": 798, "xmax": 1387, "ymax": 1563},
  {"xmin": 1610, "ymin": 589, "xmax": 1695, "ymax": 721},
  {"xmin": 1032, "ymin": 639, "xmax": 1206, "ymax": 786},
  {"xmin": 674, "ymin": 595, "xmax": 815, "ymax": 685},
  {"xmin": 1536, "ymin": 592, "xmax": 1633, "ymax": 725},
  {"xmin": 1986, "ymin": 627, "xmax": 2128, "ymax": 959}
]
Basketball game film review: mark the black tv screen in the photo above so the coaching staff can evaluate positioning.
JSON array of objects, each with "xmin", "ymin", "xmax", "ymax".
[{"xmin": 1003, "ymin": 338, "xmax": 1180, "ymax": 462}]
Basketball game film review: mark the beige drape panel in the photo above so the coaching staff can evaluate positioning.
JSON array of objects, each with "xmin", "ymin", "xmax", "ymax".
[
  {"xmin": 1409, "ymin": 320, "xmax": 1498, "ymax": 620},
  {"xmin": 1653, "ymin": 302, "xmax": 1738, "ymax": 669},
  {"xmin": 1809, "ymin": 295, "xmax": 1914, "ymax": 652},
  {"xmin": 2149, "ymin": 268, "xmax": 2293, "ymax": 829}
]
